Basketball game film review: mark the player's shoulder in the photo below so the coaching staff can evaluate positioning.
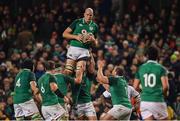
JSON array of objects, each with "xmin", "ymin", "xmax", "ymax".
[
  {"xmin": 92, "ymin": 22, "xmax": 98, "ymax": 28},
  {"xmin": 21, "ymin": 69, "xmax": 33, "ymax": 74},
  {"xmin": 54, "ymin": 73, "xmax": 63, "ymax": 76},
  {"xmin": 38, "ymin": 73, "xmax": 45, "ymax": 80},
  {"xmin": 40, "ymin": 73, "xmax": 49, "ymax": 79},
  {"xmin": 109, "ymin": 75, "xmax": 116, "ymax": 79},
  {"xmin": 160, "ymin": 65, "xmax": 168, "ymax": 72},
  {"xmin": 74, "ymin": 18, "xmax": 83, "ymax": 23},
  {"xmin": 92, "ymin": 21, "xmax": 98, "ymax": 25},
  {"xmin": 22, "ymin": 68, "xmax": 30, "ymax": 72},
  {"xmin": 140, "ymin": 60, "xmax": 156, "ymax": 68},
  {"xmin": 151, "ymin": 61, "xmax": 165, "ymax": 70},
  {"xmin": 70, "ymin": 18, "xmax": 82, "ymax": 25}
]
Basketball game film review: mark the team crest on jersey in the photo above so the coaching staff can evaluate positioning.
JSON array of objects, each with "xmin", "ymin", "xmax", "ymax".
[
  {"xmin": 81, "ymin": 29, "xmax": 87, "ymax": 34},
  {"xmin": 89, "ymin": 26, "xmax": 93, "ymax": 31}
]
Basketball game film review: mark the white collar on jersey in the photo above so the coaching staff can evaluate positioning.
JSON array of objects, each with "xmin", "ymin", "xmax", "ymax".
[
  {"xmin": 83, "ymin": 18, "xmax": 92, "ymax": 25},
  {"xmin": 114, "ymin": 75, "xmax": 124, "ymax": 78},
  {"xmin": 147, "ymin": 60, "xmax": 158, "ymax": 63},
  {"xmin": 23, "ymin": 68, "xmax": 31, "ymax": 71}
]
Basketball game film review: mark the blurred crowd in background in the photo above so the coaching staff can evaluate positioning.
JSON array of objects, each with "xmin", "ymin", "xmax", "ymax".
[{"xmin": 0, "ymin": 0, "xmax": 180, "ymax": 120}]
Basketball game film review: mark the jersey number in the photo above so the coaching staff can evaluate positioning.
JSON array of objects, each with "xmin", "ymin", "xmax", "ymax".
[
  {"xmin": 143, "ymin": 73, "xmax": 156, "ymax": 87},
  {"xmin": 41, "ymin": 84, "xmax": 45, "ymax": 93},
  {"xmin": 16, "ymin": 78, "xmax": 21, "ymax": 87}
]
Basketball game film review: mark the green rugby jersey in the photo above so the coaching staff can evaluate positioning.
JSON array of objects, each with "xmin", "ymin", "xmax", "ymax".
[
  {"xmin": 108, "ymin": 76, "xmax": 132, "ymax": 109},
  {"xmin": 13, "ymin": 69, "xmax": 36, "ymax": 104},
  {"xmin": 69, "ymin": 18, "xmax": 98, "ymax": 49},
  {"xmin": 38, "ymin": 73, "xmax": 59, "ymax": 106},
  {"xmin": 71, "ymin": 73, "xmax": 95, "ymax": 104},
  {"xmin": 54, "ymin": 73, "xmax": 74, "ymax": 105},
  {"xmin": 135, "ymin": 60, "xmax": 167, "ymax": 102}
]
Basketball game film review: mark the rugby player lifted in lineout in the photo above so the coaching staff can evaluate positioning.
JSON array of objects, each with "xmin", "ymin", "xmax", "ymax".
[{"xmin": 63, "ymin": 7, "xmax": 98, "ymax": 83}]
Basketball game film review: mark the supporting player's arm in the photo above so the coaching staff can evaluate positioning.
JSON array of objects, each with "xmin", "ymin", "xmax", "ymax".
[
  {"xmin": 130, "ymin": 86, "xmax": 141, "ymax": 111},
  {"xmin": 103, "ymin": 84, "xmax": 109, "ymax": 91},
  {"xmin": 97, "ymin": 60, "xmax": 109, "ymax": 84},
  {"xmin": 50, "ymin": 82, "xmax": 70, "ymax": 103},
  {"xmin": 30, "ymin": 81, "xmax": 42, "ymax": 103},
  {"xmin": 161, "ymin": 76, "xmax": 169, "ymax": 97},
  {"xmin": 50, "ymin": 82, "xmax": 64, "ymax": 98},
  {"xmin": 87, "ymin": 52, "xmax": 95, "ymax": 73},
  {"xmin": 133, "ymin": 79, "xmax": 141, "ymax": 92},
  {"xmin": 50, "ymin": 74, "xmax": 70, "ymax": 103},
  {"xmin": 93, "ymin": 38, "xmax": 98, "ymax": 47}
]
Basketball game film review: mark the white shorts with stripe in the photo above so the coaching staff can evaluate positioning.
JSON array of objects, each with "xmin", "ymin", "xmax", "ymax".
[
  {"xmin": 66, "ymin": 46, "xmax": 90, "ymax": 60},
  {"xmin": 14, "ymin": 99, "xmax": 39, "ymax": 118},
  {"xmin": 107, "ymin": 104, "xmax": 132, "ymax": 120},
  {"xmin": 41, "ymin": 103, "xmax": 65, "ymax": 120},
  {"xmin": 140, "ymin": 101, "xmax": 168, "ymax": 120},
  {"xmin": 74, "ymin": 101, "xmax": 96, "ymax": 118}
]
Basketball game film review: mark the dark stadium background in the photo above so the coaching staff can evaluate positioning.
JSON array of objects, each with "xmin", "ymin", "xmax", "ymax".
[{"xmin": 0, "ymin": 0, "xmax": 179, "ymax": 120}]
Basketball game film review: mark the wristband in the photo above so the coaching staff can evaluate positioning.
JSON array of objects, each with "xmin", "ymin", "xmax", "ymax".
[{"xmin": 54, "ymin": 89, "xmax": 64, "ymax": 98}]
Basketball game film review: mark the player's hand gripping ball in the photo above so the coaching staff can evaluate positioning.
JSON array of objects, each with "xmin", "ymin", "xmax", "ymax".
[{"xmin": 81, "ymin": 33, "xmax": 94, "ymax": 44}]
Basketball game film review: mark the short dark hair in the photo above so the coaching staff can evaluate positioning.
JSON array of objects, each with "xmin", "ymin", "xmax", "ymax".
[
  {"xmin": 44, "ymin": 60, "xmax": 55, "ymax": 71},
  {"xmin": 146, "ymin": 46, "xmax": 158, "ymax": 60},
  {"xmin": 21, "ymin": 59, "xmax": 34, "ymax": 71},
  {"xmin": 115, "ymin": 66, "xmax": 124, "ymax": 76}
]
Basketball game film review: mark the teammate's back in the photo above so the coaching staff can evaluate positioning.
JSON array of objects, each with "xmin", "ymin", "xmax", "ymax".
[
  {"xmin": 14, "ymin": 69, "xmax": 34, "ymax": 104},
  {"xmin": 38, "ymin": 73, "xmax": 59, "ymax": 106},
  {"xmin": 134, "ymin": 46, "xmax": 169, "ymax": 120},
  {"xmin": 136, "ymin": 60, "xmax": 167, "ymax": 102}
]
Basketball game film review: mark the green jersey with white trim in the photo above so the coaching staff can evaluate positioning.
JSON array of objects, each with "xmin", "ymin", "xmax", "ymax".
[
  {"xmin": 69, "ymin": 18, "xmax": 98, "ymax": 49},
  {"xmin": 38, "ymin": 73, "xmax": 59, "ymax": 106},
  {"xmin": 108, "ymin": 76, "xmax": 132, "ymax": 108},
  {"xmin": 135, "ymin": 60, "xmax": 167, "ymax": 102},
  {"xmin": 13, "ymin": 69, "xmax": 36, "ymax": 104}
]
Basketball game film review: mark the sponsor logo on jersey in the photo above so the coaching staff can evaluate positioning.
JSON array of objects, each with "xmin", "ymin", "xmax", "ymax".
[
  {"xmin": 89, "ymin": 26, "xmax": 93, "ymax": 31},
  {"xmin": 81, "ymin": 29, "xmax": 87, "ymax": 34}
]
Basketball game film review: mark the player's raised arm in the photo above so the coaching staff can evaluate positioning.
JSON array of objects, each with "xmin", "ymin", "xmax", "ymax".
[
  {"xmin": 97, "ymin": 60, "xmax": 109, "ymax": 84},
  {"xmin": 161, "ymin": 75, "xmax": 169, "ymax": 97},
  {"xmin": 133, "ymin": 79, "xmax": 141, "ymax": 91},
  {"xmin": 133, "ymin": 69, "xmax": 141, "ymax": 91}
]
